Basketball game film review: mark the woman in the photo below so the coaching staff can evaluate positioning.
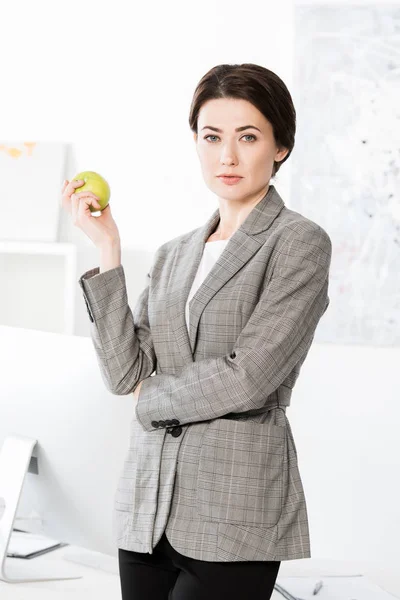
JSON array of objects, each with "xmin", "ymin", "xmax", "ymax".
[{"xmin": 62, "ymin": 63, "xmax": 332, "ymax": 600}]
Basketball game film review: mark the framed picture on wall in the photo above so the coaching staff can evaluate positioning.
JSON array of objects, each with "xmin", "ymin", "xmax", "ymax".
[{"xmin": 0, "ymin": 141, "xmax": 67, "ymax": 242}]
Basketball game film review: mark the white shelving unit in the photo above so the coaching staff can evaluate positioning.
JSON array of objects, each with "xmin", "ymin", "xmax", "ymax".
[{"xmin": 0, "ymin": 242, "xmax": 78, "ymax": 335}]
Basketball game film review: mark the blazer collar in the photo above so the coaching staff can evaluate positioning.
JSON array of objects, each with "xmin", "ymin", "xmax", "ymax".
[{"xmin": 166, "ymin": 184, "xmax": 285, "ymax": 361}]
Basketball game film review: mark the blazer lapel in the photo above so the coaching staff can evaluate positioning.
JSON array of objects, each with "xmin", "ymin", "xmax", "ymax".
[{"xmin": 165, "ymin": 184, "xmax": 285, "ymax": 362}]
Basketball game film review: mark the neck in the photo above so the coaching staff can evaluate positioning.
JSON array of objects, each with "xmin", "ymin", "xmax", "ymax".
[{"xmin": 213, "ymin": 183, "xmax": 271, "ymax": 239}]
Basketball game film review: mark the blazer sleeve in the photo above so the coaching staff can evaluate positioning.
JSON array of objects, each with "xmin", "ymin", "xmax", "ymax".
[
  {"xmin": 78, "ymin": 260, "xmax": 158, "ymax": 394},
  {"xmin": 135, "ymin": 222, "xmax": 332, "ymax": 432}
]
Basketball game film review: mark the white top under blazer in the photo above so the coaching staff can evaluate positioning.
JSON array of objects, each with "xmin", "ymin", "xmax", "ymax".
[{"xmin": 185, "ymin": 239, "xmax": 229, "ymax": 332}]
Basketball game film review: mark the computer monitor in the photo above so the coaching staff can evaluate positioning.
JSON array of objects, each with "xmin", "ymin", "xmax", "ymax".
[{"xmin": 0, "ymin": 325, "xmax": 136, "ymax": 580}]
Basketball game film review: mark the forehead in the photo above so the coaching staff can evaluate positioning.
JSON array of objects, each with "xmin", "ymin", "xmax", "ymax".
[{"xmin": 197, "ymin": 97, "xmax": 266, "ymax": 128}]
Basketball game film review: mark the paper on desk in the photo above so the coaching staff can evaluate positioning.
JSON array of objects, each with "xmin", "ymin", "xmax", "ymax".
[
  {"xmin": 7, "ymin": 530, "xmax": 63, "ymax": 558},
  {"xmin": 275, "ymin": 576, "xmax": 399, "ymax": 600}
]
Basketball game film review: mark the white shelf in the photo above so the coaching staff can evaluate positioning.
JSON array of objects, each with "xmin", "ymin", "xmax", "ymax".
[
  {"xmin": 0, "ymin": 242, "xmax": 78, "ymax": 336},
  {"xmin": 0, "ymin": 241, "xmax": 76, "ymax": 256}
]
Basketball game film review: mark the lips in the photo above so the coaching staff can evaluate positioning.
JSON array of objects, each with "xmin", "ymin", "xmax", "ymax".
[{"xmin": 218, "ymin": 175, "xmax": 243, "ymax": 185}]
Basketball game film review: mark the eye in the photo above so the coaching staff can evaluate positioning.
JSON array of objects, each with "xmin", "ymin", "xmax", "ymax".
[
  {"xmin": 204, "ymin": 135, "xmax": 219, "ymax": 142},
  {"xmin": 203, "ymin": 134, "xmax": 257, "ymax": 143},
  {"xmin": 243, "ymin": 134, "xmax": 256, "ymax": 142}
]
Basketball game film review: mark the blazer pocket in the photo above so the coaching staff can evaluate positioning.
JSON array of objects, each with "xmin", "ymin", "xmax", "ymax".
[{"xmin": 196, "ymin": 418, "xmax": 286, "ymax": 528}]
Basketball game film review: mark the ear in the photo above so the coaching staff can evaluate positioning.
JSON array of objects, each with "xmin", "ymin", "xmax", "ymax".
[
  {"xmin": 193, "ymin": 132, "xmax": 198, "ymax": 143},
  {"xmin": 275, "ymin": 147, "xmax": 289, "ymax": 163}
]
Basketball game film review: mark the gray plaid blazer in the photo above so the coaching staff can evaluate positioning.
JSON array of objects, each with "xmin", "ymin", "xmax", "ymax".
[{"xmin": 78, "ymin": 184, "xmax": 332, "ymax": 562}]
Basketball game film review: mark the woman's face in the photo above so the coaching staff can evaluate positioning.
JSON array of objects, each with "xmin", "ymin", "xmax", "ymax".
[{"xmin": 194, "ymin": 97, "xmax": 288, "ymax": 202}]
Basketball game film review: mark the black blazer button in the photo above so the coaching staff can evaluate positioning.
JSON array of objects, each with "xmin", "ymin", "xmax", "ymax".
[
  {"xmin": 164, "ymin": 419, "xmax": 172, "ymax": 426},
  {"xmin": 158, "ymin": 420, "xmax": 166, "ymax": 428},
  {"xmin": 151, "ymin": 420, "xmax": 160, "ymax": 428},
  {"xmin": 170, "ymin": 426, "xmax": 182, "ymax": 437},
  {"xmin": 171, "ymin": 419, "xmax": 180, "ymax": 425},
  {"xmin": 230, "ymin": 351, "xmax": 236, "ymax": 358}
]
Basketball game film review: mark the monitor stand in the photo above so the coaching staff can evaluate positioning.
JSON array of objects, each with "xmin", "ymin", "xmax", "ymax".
[{"xmin": 0, "ymin": 434, "xmax": 82, "ymax": 582}]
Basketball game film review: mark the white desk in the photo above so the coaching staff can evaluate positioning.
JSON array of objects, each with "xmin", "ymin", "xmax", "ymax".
[
  {"xmin": 278, "ymin": 557, "xmax": 400, "ymax": 599},
  {"xmin": 0, "ymin": 544, "xmax": 121, "ymax": 599},
  {"xmin": 1, "ymin": 546, "xmax": 399, "ymax": 600}
]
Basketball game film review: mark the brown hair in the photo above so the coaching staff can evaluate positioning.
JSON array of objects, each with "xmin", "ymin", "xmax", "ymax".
[{"xmin": 188, "ymin": 63, "xmax": 296, "ymax": 179}]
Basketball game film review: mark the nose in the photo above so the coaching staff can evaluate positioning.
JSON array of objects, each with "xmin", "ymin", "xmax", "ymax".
[{"xmin": 219, "ymin": 143, "xmax": 238, "ymax": 166}]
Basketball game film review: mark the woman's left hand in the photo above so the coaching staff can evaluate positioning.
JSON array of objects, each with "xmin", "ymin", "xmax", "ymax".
[{"xmin": 133, "ymin": 380, "xmax": 145, "ymax": 405}]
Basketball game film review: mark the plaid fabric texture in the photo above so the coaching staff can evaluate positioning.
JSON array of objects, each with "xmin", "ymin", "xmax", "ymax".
[{"xmin": 78, "ymin": 185, "xmax": 331, "ymax": 561}]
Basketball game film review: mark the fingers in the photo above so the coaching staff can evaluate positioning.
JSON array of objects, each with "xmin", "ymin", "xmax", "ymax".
[
  {"xmin": 61, "ymin": 179, "xmax": 85, "ymax": 215},
  {"xmin": 62, "ymin": 179, "xmax": 84, "ymax": 203},
  {"xmin": 66, "ymin": 178, "xmax": 85, "ymax": 196},
  {"xmin": 71, "ymin": 192, "xmax": 91, "ymax": 225},
  {"xmin": 71, "ymin": 192, "xmax": 79, "ymax": 223},
  {"xmin": 74, "ymin": 191, "xmax": 101, "ymax": 206},
  {"xmin": 71, "ymin": 192, "xmax": 101, "ymax": 225},
  {"xmin": 61, "ymin": 180, "xmax": 71, "ymax": 212},
  {"xmin": 62, "ymin": 176, "xmax": 102, "ymax": 222}
]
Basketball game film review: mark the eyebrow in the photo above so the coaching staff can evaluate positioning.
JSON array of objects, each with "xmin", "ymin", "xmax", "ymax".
[{"xmin": 200, "ymin": 125, "xmax": 262, "ymax": 133}]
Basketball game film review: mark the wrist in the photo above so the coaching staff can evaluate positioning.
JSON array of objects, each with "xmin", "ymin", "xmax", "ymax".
[
  {"xmin": 99, "ymin": 240, "xmax": 121, "ymax": 273},
  {"xmin": 100, "ymin": 236, "xmax": 120, "ymax": 250}
]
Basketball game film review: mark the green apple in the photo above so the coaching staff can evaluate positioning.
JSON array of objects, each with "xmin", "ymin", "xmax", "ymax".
[{"xmin": 71, "ymin": 171, "xmax": 111, "ymax": 213}]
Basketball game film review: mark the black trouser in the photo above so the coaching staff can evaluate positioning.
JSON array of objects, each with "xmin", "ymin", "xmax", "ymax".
[{"xmin": 118, "ymin": 531, "xmax": 281, "ymax": 600}]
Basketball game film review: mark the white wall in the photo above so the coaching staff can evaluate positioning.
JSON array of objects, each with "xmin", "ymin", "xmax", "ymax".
[
  {"xmin": 0, "ymin": 0, "xmax": 293, "ymax": 253},
  {"xmin": 289, "ymin": 339, "xmax": 399, "ymax": 569},
  {"xmin": 1, "ymin": 0, "xmax": 399, "ymax": 572},
  {"xmin": 0, "ymin": 0, "xmax": 293, "ymax": 336}
]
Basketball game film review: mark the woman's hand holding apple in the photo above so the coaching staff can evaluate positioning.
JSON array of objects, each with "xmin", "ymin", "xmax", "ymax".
[{"xmin": 61, "ymin": 179, "xmax": 120, "ymax": 250}]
